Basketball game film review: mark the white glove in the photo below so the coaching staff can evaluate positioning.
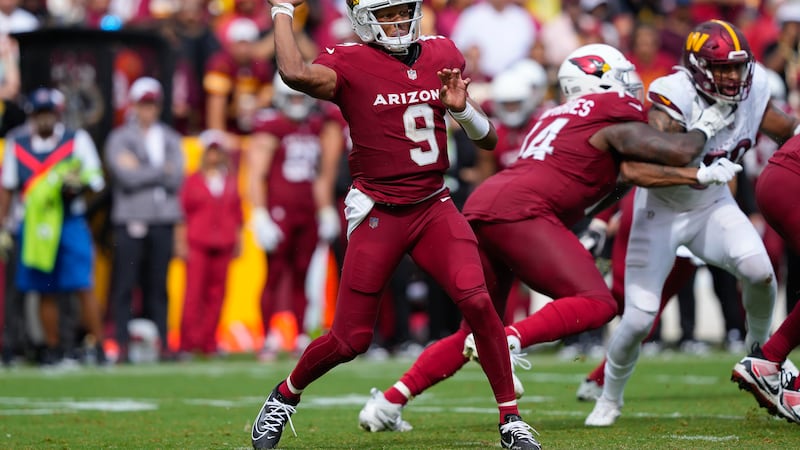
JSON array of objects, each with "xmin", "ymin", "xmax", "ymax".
[
  {"xmin": 687, "ymin": 100, "xmax": 736, "ymax": 140},
  {"xmin": 317, "ymin": 205, "xmax": 340, "ymax": 243},
  {"xmin": 578, "ymin": 218, "xmax": 608, "ymax": 258},
  {"xmin": 251, "ymin": 207, "xmax": 284, "ymax": 252},
  {"xmin": 696, "ymin": 158, "xmax": 743, "ymax": 185}
]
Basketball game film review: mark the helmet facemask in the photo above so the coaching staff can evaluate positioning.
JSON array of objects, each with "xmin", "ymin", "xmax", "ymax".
[
  {"xmin": 684, "ymin": 20, "xmax": 754, "ymax": 103},
  {"xmin": 347, "ymin": 0, "xmax": 422, "ymax": 54},
  {"xmin": 688, "ymin": 52, "xmax": 753, "ymax": 103}
]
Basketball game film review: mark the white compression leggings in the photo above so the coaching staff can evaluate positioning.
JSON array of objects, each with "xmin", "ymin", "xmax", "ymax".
[
  {"xmin": 602, "ymin": 251, "xmax": 776, "ymax": 405},
  {"xmin": 737, "ymin": 251, "xmax": 777, "ymax": 350},
  {"xmin": 602, "ymin": 306, "xmax": 655, "ymax": 404}
]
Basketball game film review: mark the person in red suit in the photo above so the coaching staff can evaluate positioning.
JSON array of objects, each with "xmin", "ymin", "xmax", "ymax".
[{"xmin": 176, "ymin": 129, "xmax": 242, "ymax": 358}]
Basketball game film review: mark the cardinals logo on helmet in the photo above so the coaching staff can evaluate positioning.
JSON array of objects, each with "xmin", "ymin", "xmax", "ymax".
[{"xmin": 568, "ymin": 56, "xmax": 610, "ymax": 78}]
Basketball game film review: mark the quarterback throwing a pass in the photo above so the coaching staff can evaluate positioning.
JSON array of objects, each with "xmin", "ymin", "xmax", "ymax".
[
  {"xmin": 586, "ymin": 19, "xmax": 800, "ymax": 427},
  {"xmin": 249, "ymin": 0, "xmax": 540, "ymax": 449}
]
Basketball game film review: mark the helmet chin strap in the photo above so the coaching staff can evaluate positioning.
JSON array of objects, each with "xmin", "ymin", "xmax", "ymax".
[{"xmin": 375, "ymin": 42, "xmax": 420, "ymax": 66}]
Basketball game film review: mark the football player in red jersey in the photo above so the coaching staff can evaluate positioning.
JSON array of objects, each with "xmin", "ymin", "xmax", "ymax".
[
  {"xmin": 249, "ymin": 0, "xmax": 541, "ymax": 448},
  {"xmin": 248, "ymin": 74, "xmax": 344, "ymax": 361},
  {"xmin": 356, "ymin": 42, "xmax": 742, "ymax": 434},
  {"xmin": 732, "ymin": 134, "xmax": 800, "ymax": 424}
]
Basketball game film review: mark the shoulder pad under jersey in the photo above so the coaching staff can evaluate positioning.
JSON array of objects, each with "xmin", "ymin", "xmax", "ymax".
[{"xmin": 648, "ymin": 70, "xmax": 695, "ymax": 125}]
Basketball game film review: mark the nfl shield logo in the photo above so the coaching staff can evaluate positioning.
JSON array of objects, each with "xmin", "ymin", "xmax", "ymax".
[
  {"xmin": 369, "ymin": 217, "xmax": 379, "ymax": 229},
  {"xmin": 407, "ymin": 69, "xmax": 417, "ymax": 80}
]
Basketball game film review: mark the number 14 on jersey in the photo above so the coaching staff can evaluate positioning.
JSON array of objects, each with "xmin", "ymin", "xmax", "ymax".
[{"xmin": 518, "ymin": 118, "xmax": 569, "ymax": 161}]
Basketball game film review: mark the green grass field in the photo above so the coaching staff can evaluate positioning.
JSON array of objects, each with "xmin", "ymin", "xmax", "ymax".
[{"xmin": 1, "ymin": 349, "xmax": 798, "ymax": 449}]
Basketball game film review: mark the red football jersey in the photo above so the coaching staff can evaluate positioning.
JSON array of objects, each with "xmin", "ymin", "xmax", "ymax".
[
  {"xmin": 252, "ymin": 108, "xmax": 329, "ymax": 212},
  {"xmin": 464, "ymin": 92, "xmax": 647, "ymax": 227},
  {"xmin": 493, "ymin": 116, "xmax": 539, "ymax": 171},
  {"xmin": 204, "ymin": 51, "xmax": 274, "ymax": 133},
  {"xmin": 768, "ymin": 133, "xmax": 800, "ymax": 176},
  {"xmin": 313, "ymin": 37, "xmax": 465, "ymax": 204}
]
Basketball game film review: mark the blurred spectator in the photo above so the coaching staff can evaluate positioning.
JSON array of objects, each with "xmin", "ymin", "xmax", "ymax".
[
  {"xmin": 214, "ymin": 0, "xmax": 271, "ymax": 40},
  {"xmin": 203, "ymin": 16, "xmax": 273, "ymax": 136},
  {"xmin": 0, "ymin": 33, "xmax": 23, "ymax": 137},
  {"xmin": 625, "ymin": 22, "xmax": 676, "ymax": 103},
  {"xmin": 81, "ymin": 0, "xmax": 115, "ymax": 29},
  {"xmin": 450, "ymin": 0, "xmax": 539, "ymax": 80},
  {"xmin": 0, "ymin": 87, "xmax": 107, "ymax": 366},
  {"xmin": 539, "ymin": 0, "xmax": 604, "ymax": 74},
  {"xmin": 0, "ymin": 0, "xmax": 39, "ymax": 34},
  {"xmin": 0, "ymin": 35, "xmax": 24, "ymax": 366},
  {"xmin": 766, "ymin": 0, "xmax": 800, "ymax": 111},
  {"xmin": 248, "ymin": 74, "xmax": 342, "ymax": 360},
  {"xmin": 688, "ymin": 0, "xmax": 744, "ymax": 24},
  {"xmin": 434, "ymin": 0, "xmax": 473, "ymax": 37},
  {"xmin": 305, "ymin": 0, "xmax": 346, "ymax": 48},
  {"xmin": 0, "ymin": 34, "xmax": 19, "ymax": 100},
  {"xmin": 105, "ymin": 77, "xmax": 184, "ymax": 362},
  {"xmin": 580, "ymin": 0, "xmax": 620, "ymax": 49},
  {"xmin": 658, "ymin": 0, "xmax": 696, "ymax": 61},
  {"xmin": 740, "ymin": 0, "xmax": 781, "ymax": 62},
  {"xmin": 158, "ymin": 0, "xmax": 221, "ymax": 134},
  {"xmin": 213, "ymin": 0, "xmax": 317, "ymax": 63},
  {"xmin": 176, "ymin": 129, "xmax": 242, "ymax": 359}
]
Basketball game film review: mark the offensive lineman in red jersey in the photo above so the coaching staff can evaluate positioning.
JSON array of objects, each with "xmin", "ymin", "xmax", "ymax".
[
  {"xmin": 732, "ymin": 134, "xmax": 800, "ymax": 424},
  {"xmin": 356, "ymin": 43, "xmax": 742, "ymax": 432},
  {"xmin": 249, "ymin": 0, "xmax": 541, "ymax": 449}
]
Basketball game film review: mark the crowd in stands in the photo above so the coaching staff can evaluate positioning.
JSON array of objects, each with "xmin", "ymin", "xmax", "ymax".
[{"xmin": 0, "ymin": 0, "xmax": 799, "ymax": 367}]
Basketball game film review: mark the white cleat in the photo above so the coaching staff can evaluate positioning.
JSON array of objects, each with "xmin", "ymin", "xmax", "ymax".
[
  {"xmin": 576, "ymin": 379, "xmax": 603, "ymax": 402},
  {"xmin": 585, "ymin": 397, "xmax": 621, "ymax": 427},
  {"xmin": 463, "ymin": 333, "xmax": 529, "ymax": 399},
  {"xmin": 358, "ymin": 388, "xmax": 412, "ymax": 432}
]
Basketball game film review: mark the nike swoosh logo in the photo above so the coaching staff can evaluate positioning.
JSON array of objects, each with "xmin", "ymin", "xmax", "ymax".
[
  {"xmin": 627, "ymin": 102, "xmax": 643, "ymax": 111},
  {"xmin": 440, "ymin": 196, "xmax": 451, "ymax": 202},
  {"xmin": 762, "ymin": 379, "xmax": 780, "ymax": 395},
  {"xmin": 326, "ymin": 47, "xmax": 335, "ymax": 54}
]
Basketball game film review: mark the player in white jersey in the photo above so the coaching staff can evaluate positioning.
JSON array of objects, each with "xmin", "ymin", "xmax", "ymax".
[{"xmin": 586, "ymin": 19, "xmax": 800, "ymax": 427}]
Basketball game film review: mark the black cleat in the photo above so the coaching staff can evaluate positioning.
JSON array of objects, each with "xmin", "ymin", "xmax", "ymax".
[
  {"xmin": 251, "ymin": 383, "xmax": 298, "ymax": 449},
  {"xmin": 499, "ymin": 414, "xmax": 541, "ymax": 450}
]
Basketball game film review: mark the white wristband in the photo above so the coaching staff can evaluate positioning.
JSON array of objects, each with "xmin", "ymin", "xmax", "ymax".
[
  {"xmin": 271, "ymin": 2, "xmax": 295, "ymax": 20},
  {"xmin": 448, "ymin": 102, "xmax": 491, "ymax": 140}
]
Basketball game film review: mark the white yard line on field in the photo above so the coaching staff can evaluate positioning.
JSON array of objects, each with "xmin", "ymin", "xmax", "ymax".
[{"xmin": 666, "ymin": 434, "xmax": 739, "ymax": 442}]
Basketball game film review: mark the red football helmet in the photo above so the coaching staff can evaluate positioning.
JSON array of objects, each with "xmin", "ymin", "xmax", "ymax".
[{"xmin": 683, "ymin": 19, "xmax": 754, "ymax": 103}]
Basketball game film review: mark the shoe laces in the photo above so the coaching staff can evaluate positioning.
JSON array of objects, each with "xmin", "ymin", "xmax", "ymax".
[
  {"xmin": 500, "ymin": 419, "xmax": 540, "ymax": 443},
  {"xmin": 260, "ymin": 398, "xmax": 297, "ymax": 438},
  {"xmin": 781, "ymin": 371, "xmax": 798, "ymax": 391},
  {"xmin": 511, "ymin": 351, "xmax": 531, "ymax": 371}
]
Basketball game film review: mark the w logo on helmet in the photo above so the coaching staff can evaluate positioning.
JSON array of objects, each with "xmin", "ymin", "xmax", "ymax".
[
  {"xmin": 568, "ymin": 56, "xmax": 610, "ymax": 78},
  {"xmin": 685, "ymin": 32, "xmax": 710, "ymax": 53}
]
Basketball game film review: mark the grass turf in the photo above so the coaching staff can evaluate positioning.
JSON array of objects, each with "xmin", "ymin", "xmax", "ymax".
[{"xmin": 1, "ymin": 349, "xmax": 798, "ymax": 449}]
